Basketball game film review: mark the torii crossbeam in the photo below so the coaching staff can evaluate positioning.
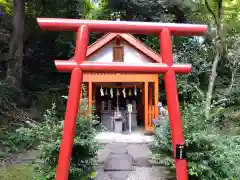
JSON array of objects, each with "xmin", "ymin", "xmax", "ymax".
[{"xmin": 37, "ymin": 18, "xmax": 207, "ymax": 180}]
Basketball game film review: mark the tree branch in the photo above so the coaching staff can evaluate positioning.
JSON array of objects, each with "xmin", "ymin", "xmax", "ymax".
[{"xmin": 205, "ymin": 0, "xmax": 218, "ymax": 25}]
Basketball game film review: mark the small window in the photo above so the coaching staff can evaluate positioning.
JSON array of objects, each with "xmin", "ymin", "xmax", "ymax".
[{"xmin": 113, "ymin": 46, "xmax": 124, "ymax": 62}]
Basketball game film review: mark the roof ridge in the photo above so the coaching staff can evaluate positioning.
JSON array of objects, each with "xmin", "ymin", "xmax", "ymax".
[
  {"xmin": 88, "ymin": 33, "xmax": 113, "ymax": 48},
  {"xmin": 120, "ymin": 33, "xmax": 160, "ymax": 56},
  {"xmin": 70, "ymin": 33, "xmax": 162, "ymax": 63}
]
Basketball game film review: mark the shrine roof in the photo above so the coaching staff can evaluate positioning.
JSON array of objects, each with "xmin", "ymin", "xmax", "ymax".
[{"xmin": 71, "ymin": 33, "xmax": 162, "ymax": 63}]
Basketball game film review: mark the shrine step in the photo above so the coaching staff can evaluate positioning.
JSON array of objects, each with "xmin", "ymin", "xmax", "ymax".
[
  {"xmin": 104, "ymin": 153, "xmax": 134, "ymax": 171},
  {"xmin": 104, "ymin": 145, "xmax": 134, "ymax": 171}
]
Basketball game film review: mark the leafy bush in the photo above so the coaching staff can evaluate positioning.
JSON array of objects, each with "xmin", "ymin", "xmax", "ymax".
[
  {"xmin": 151, "ymin": 102, "xmax": 240, "ymax": 180},
  {"xmin": 9, "ymin": 98, "xmax": 99, "ymax": 180}
]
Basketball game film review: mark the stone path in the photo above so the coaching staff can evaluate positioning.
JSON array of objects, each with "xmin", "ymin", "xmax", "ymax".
[
  {"xmin": 95, "ymin": 132, "xmax": 154, "ymax": 144},
  {"xmin": 95, "ymin": 132, "xmax": 173, "ymax": 180}
]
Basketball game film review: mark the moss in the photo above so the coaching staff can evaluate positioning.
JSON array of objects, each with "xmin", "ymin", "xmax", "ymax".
[{"xmin": 0, "ymin": 164, "xmax": 38, "ymax": 180}]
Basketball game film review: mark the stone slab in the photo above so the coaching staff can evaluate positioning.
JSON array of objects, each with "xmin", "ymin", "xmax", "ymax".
[
  {"xmin": 97, "ymin": 143, "xmax": 128, "ymax": 164},
  {"xmin": 95, "ymin": 132, "xmax": 154, "ymax": 144},
  {"xmin": 110, "ymin": 148, "xmax": 128, "ymax": 155},
  {"xmin": 127, "ymin": 144, "xmax": 152, "ymax": 159},
  {"xmin": 134, "ymin": 157, "xmax": 152, "ymax": 167},
  {"xmin": 109, "ymin": 143, "xmax": 128, "ymax": 155},
  {"xmin": 104, "ymin": 154, "xmax": 134, "ymax": 171}
]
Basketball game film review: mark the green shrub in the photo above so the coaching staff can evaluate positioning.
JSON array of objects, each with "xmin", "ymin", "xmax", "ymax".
[
  {"xmin": 151, "ymin": 102, "xmax": 240, "ymax": 180},
  {"xmin": 38, "ymin": 101, "xmax": 99, "ymax": 179},
  {"xmin": 9, "ymin": 98, "xmax": 99, "ymax": 180}
]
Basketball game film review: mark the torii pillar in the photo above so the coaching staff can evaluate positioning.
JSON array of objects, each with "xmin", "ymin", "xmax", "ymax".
[{"xmin": 37, "ymin": 18, "xmax": 207, "ymax": 180}]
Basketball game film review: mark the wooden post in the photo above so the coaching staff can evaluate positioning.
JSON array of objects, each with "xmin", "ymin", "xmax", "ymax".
[
  {"xmin": 160, "ymin": 28, "xmax": 188, "ymax": 180},
  {"xmin": 55, "ymin": 25, "xmax": 88, "ymax": 180},
  {"xmin": 149, "ymin": 85, "xmax": 153, "ymax": 127},
  {"xmin": 144, "ymin": 82, "xmax": 148, "ymax": 130},
  {"xmin": 141, "ymin": 84, "xmax": 144, "ymax": 105},
  {"xmin": 140, "ymin": 85, "xmax": 144, "ymax": 124},
  {"xmin": 93, "ymin": 84, "xmax": 96, "ymax": 105},
  {"xmin": 88, "ymin": 81, "xmax": 92, "ymax": 113},
  {"xmin": 154, "ymin": 78, "xmax": 159, "ymax": 121}
]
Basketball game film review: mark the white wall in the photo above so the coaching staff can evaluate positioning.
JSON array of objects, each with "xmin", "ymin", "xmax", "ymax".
[{"xmin": 87, "ymin": 40, "xmax": 152, "ymax": 64}]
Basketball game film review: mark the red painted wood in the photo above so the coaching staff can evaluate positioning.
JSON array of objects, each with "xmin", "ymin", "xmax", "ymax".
[
  {"xmin": 54, "ymin": 61, "xmax": 191, "ymax": 74},
  {"xmin": 116, "ymin": 36, "xmax": 121, "ymax": 46},
  {"xmin": 74, "ymin": 25, "xmax": 89, "ymax": 64},
  {"xmin": 56, "ymin": 68, "xmax": 82, "ymax": 180},
  {"xmin": 37, "ymin": 18, "xmax": 207, "ymax": 36},
  {"xmin": 160, "ymin": 28, "xmax": 188, "ymax": 180},
  {"xmin": 55, "ymin": 26, "xmax": 88, "ymax": 180}
]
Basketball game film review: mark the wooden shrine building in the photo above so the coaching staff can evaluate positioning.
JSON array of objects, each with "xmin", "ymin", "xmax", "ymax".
[{"xmin": 75, "ymin": 33, "xmax": 161, "ymax": 131}]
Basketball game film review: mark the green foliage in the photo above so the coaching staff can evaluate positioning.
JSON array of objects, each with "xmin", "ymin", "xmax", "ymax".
[
  {"xmin": 38, "ymin": 103, "xmax": 99, "ymax": 179},
  {"xmin": 0, "ymin": 0, "xmax": 12, "ymax": 15},
  {"xmin": 174, "ymin": 38, "xmax": 212, "ymax": 101},
  {"xmin": 107, "ymin": 0, "xmax": 188, "ymax": 22},
  {"xmin": 7, "ymin": 100, "xmax": 99, "ymax": 180},
  {"xmin": 151, "ymin": 102, "xmax": 240, "ymax": 180}
]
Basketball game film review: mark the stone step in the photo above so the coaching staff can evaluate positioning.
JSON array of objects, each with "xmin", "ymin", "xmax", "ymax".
[
  {"xmin": 110, "ymin": 148, "xmax": 128, "ymax": 155},
  {"xmin": 133, "ymin": 157, "xmax": 152, "ymax": 167},
  {"xmin": 104, "ymin": 153, "xmax": 134, "ymax": 171}
]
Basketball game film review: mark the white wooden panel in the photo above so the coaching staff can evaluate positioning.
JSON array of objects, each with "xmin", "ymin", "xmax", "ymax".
[{"xmin": 87, "ymin": 40, "xmax": 151, "ymax": 64}]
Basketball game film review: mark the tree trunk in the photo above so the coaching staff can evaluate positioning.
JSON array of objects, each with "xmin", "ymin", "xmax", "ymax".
[
  {"xmin": 204, "ymin": 0, "xmax": 223, "ymax": 119},
  {"xmin": 6, "ymin": 0, "xmax": 25, "ymax": 88},
  {"xmin": 226, "ymin": 70, "xmax": 236, "ymax": 95},
  {"xmin": 205, "ymin": 49, "xmax": 220, "ymax": 119}
]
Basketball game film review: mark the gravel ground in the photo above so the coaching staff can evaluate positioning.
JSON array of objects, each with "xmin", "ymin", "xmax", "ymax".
[
  {"xmin": 127, "ymin": 166, "xmax": 171, "ymax": 180},
  {"xmin": 95, "ymin": 165, "xmax": 171, "ymax": 180}
]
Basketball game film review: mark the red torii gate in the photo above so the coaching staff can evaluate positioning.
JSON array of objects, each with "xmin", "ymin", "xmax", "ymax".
[{"xmin": 37, "ymin": 18, "xmax": 207, "ymax": 180}]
